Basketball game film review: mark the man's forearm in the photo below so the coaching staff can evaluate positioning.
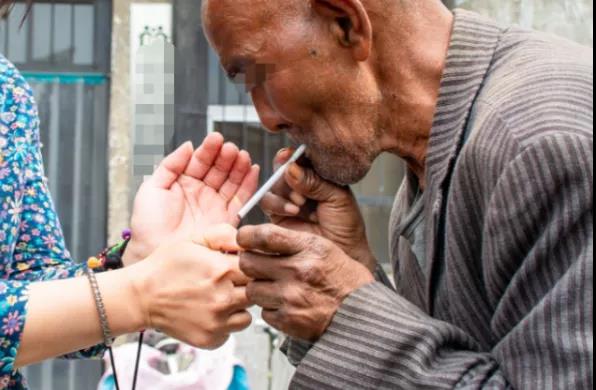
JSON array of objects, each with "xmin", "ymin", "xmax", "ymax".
[{"xmin": 289, "ymin": 282, "xmax": 511, "ymax": 389}]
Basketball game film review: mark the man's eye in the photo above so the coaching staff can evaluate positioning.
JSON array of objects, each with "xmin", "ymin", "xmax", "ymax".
[{"xmin": 227, "ymin": 70, "xmax": 239, "ymax": 81}]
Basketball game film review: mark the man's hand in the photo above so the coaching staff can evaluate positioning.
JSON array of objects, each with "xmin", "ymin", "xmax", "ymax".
[
  {"xmin": 237, "ymin": 224, "xmax": 374, "ymax": 342},
  {"xmin": 124, "ymin": 133, "xmax": 259, "ymax": 265},
  {"xmin": 260, "ymin": 149, "xmax": 376, "ymax": 271}
]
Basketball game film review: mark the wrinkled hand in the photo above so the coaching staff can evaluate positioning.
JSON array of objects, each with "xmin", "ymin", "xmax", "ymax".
[
  {"xmin": 260, "ymin": 149, "xmax": 376, "ymax": 271},
  {"xmin": 129, "ymin": 239, "xmax": 251, "ymax": 349},
  {"xmin": 237, "ymin": 224, "xmax": 374, "ymax": 342},
  {"xmin": 124, "ymin": 133, "xmax": 260, "ymax": 265}
]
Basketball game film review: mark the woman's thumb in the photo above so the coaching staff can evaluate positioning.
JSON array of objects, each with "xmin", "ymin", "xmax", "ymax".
[{"xmin": 195, "ymin": 224, "xmax": 242, "ymax": 252}]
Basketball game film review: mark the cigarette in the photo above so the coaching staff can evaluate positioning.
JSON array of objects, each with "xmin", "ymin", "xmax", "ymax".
[{"xmin": 238, "ymin": 144, "xmax": 307, "ymax": 220}]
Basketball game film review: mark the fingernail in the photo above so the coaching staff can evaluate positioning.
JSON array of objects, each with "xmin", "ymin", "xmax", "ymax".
[
  {"xmin": 276, "ymin": 148, "xmax": 290, "ymax": 157},
  {"xmin": 290, "ymin": 191, "xmax": 307, "ymax": 206},
  {"xmin": 309, "ymin": 212, "xmax": 319, "ymax": 223},
  {"xmin": 284, "ymin": 203, "xmax": 301, "ymax": 215},
  {"xmin": 288, "ymin": 163, "xmax": 304, "ymax": 182}
]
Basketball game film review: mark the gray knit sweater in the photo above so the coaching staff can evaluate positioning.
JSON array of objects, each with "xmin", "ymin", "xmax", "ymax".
[{"xmin": 285, "ymin": 9, "xmax": 593, "ymax": 389}]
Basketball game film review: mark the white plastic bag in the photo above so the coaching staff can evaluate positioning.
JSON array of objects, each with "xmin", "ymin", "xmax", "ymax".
[{"xmin": 98, "ymin": 337, "xmax": 239, "ymax": 390}]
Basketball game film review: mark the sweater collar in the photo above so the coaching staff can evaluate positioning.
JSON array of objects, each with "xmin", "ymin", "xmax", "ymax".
[{"xmin": 425, "ymin": 9, "xmax": 502, "ymax": 191}]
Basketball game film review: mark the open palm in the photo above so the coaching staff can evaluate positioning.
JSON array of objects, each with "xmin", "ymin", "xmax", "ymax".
[{"xmin": 124, "ymin": 133, "xmax": 260, "ymax": 264}]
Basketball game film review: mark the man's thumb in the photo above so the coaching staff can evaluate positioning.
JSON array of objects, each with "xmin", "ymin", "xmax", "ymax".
[{"xmin": 285, "ymin": 163, "xmax": 343, "ymax": 203}]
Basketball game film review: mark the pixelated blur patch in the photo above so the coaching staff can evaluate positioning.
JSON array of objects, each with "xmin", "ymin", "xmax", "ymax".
[
  {"xmin": 229, "ymin": 62, "xmax": 277, "ymax": 93},
  {"xmin": 132, "ymin": 39, "xmax": 175, "ymax": 192}
]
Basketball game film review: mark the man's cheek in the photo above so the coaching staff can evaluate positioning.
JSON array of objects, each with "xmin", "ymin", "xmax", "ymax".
[{"xmin": 266, "ymin": 74, "xmax": 320, "ymax": 120}]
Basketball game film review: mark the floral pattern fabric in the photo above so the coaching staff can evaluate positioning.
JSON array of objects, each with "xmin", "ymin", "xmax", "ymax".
[{"xmin": 0, "ymin": 55, "xmax": 105, "ymax": 389}]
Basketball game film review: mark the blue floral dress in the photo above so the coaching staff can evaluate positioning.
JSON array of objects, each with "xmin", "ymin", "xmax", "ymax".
[{"xmin": 0, "ymin": 55, "xmax": 105, "ymax": 389}]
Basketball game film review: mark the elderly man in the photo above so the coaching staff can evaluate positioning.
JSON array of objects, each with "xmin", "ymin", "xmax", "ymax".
[{"xmin": 203, "ymin": 0, "xmax": 593, "ymax": 388}]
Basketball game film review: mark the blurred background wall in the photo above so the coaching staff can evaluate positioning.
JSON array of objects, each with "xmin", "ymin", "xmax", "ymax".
[
  {"xmin": 449, "ymin": 0, "xmax": 593, "ymax": 47},
  {"xmin": 0, "ymin": 0, "xmax": 592, "ymax": 389}
]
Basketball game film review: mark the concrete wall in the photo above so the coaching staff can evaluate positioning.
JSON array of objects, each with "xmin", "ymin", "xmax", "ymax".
[{"xmin": 453, "ymin": 0, "xmax": 593, "ymax": 47}]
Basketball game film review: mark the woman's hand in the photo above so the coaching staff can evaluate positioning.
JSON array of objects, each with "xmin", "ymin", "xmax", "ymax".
[
  {"xmin": 127, "ymin": 239, "xmax": 251, "ymax": 350},
  {"xmin": 124, "ymin": 133, "xmax": 260, "ymax": 265},
  {"xmin": 17, "ymin": 232, "xmax": 250, "ymax": 367}
]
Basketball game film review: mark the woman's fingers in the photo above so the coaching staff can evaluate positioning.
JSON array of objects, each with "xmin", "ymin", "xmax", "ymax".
[
  {"xmin": 225, "ymin": 255, "xmax": 252, "ymax": 286},
  {"xmin": 225, "ymin": 309, "xmax": 253, "ymax": 332},
  {"xmin": 184, "ymin": 132, "xmax": 224, "ymax": 180},
  {"xmin": 219, "ymin": 150, "xmax": 252, "ymax": 202},
  {"xmin": 203, "ymin": 142, "xmax": 240, "ymax": 191},
  {"xmin": 225, "ymin": 287, "xmax": 251, "ymax": 313},
  {"xmin": 150, "ymin": 141, "xmax": 194, "ymax": 189},
  {"xmin": 200, "ymin": 224, "xmax": 243, "ymax": 253},
  {"xmin": 229, "ymin": 165, "xmax": 261, "ymax": 215}
]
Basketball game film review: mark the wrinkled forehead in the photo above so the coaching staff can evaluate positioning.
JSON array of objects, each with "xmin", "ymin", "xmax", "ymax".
[
  {"xmin": 203, "ymin": 0, "xmax": 275, "ymax": 58},
  {"xmin": 203, "ymin": 0, "xmax": 307, "ymax": 65}
]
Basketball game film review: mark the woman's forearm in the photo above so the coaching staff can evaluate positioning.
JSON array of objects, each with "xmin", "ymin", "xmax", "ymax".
[{"xmin": 15, "ymin": 267, "xmax": 145, "ymax": 368}]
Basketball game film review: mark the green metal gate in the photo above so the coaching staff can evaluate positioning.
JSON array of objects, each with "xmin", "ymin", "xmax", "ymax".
[{"xmin": 1, "ymin": 1, "xmax": 111, "ymax": 389}]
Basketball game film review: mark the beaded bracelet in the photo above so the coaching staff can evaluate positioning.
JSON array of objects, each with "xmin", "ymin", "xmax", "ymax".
[
  {"xmin": 84, "ymin": 264, "xmax": 114, "ymax": 347},
  {"xmin": 88, "ymin": 229, "xmax": 132, "ymax": 272}
]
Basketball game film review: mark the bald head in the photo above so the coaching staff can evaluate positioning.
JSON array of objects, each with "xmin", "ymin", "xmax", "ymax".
[{"xmin": 203, "ymin": 0, "xmax": 453, "ymax": 185}]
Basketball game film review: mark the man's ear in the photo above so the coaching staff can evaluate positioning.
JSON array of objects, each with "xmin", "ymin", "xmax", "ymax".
[{"xmin": 312, "ymin": 0, "xmax": 372, "ymax": 62}]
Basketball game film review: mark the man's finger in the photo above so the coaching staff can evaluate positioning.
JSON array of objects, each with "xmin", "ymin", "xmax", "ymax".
[
  {"xmin": 269, "ymin": 148, "xmax": 294, "ymax": 198},
  {"xmin": 261, "ymin": 309, "xmax": 284, "ymax": 331},
  {"xmin": 260, "ymin": 192, "xmax": 300, "ymax": 218},
  {"xmin": 246, "ymin": 281, "xmax": 283, "ymax": 310},
  {"xmin": 239, "ymin": 251, "xmax": 282, "ymax": 280},
  {"xmin": 184, "ymin": 132, "xmax": 224, "ymax": 180},
  {"xmin": 285, "ymin": 163, "xmax": 348, "ymax": 203},
  {"xmin": 150, "ymin": 141, "xmax": 194, "ymax": 189},
  {"xmin": 237, "ymin": 224, "xmax": 309, "ymax": 255}
]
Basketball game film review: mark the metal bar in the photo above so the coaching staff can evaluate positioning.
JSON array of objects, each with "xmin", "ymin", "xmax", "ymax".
[
  {"xmin": 26, "ymin": 3, "xmax": 33, "ymax": 63},
  {"xmin": 70, "ymin": 81, "xmax": 84, "ymax": 261},
  {"xmin": 47, "ymin": 82, "xmax": 60, "ymax": 199},
  {"xmin": 50, "ymin": 0, "xmax": 55, "ymax": 65},
  {"xmin": 3, "ymin": 18, "xmax": 7, "ymax": 55},
  {"xmin": 69, "ymin": 2, "xmax": 74, "ymax": 64},
  {"xmin": 89, "ymin": 83, "xmax": 108, "ymax": 251},
  {"xmin": 173, "ymin": 0, "xmax": 210, "ymax": 145},
  {"xmin": 21, "ymin": 71, "xmax": 108, "ymax": 85},
  {"xmin": 41, "ymin": 361, "xmax": 52, "ymax": 390},
  {"xmin": 68, "ymin": 361, "xmax": 75, "ymax": 390},
  {"xmin": 94, "ymin": 0, "xmax": 112, "ymax": 73},
  {"xmin": 92, "ymin": 0, "xmax": 97, "ymax": 68}
]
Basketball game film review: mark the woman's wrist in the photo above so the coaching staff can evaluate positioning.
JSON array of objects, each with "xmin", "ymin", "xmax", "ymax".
[
  {"xmin": 121, "ymin": 240, "xmax": 145, "ymax": 267},
  {"xmin": 96, "ymin": 266, "xmax": 148, "ymax": 335}
]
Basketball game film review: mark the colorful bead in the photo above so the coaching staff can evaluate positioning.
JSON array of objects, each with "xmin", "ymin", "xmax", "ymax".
[
  {"xmin": 87, "ymin": 257, "xmax": 103, "ymax": 269},
  {"xmin": 122, "ymin": 228, "xmax": 132, "ymax": 240}
]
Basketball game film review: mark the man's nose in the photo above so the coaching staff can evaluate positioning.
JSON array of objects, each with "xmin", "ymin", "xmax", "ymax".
[{"xmin": 251, "ymin": 88, "xmax": 291, "ymax": 134}]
